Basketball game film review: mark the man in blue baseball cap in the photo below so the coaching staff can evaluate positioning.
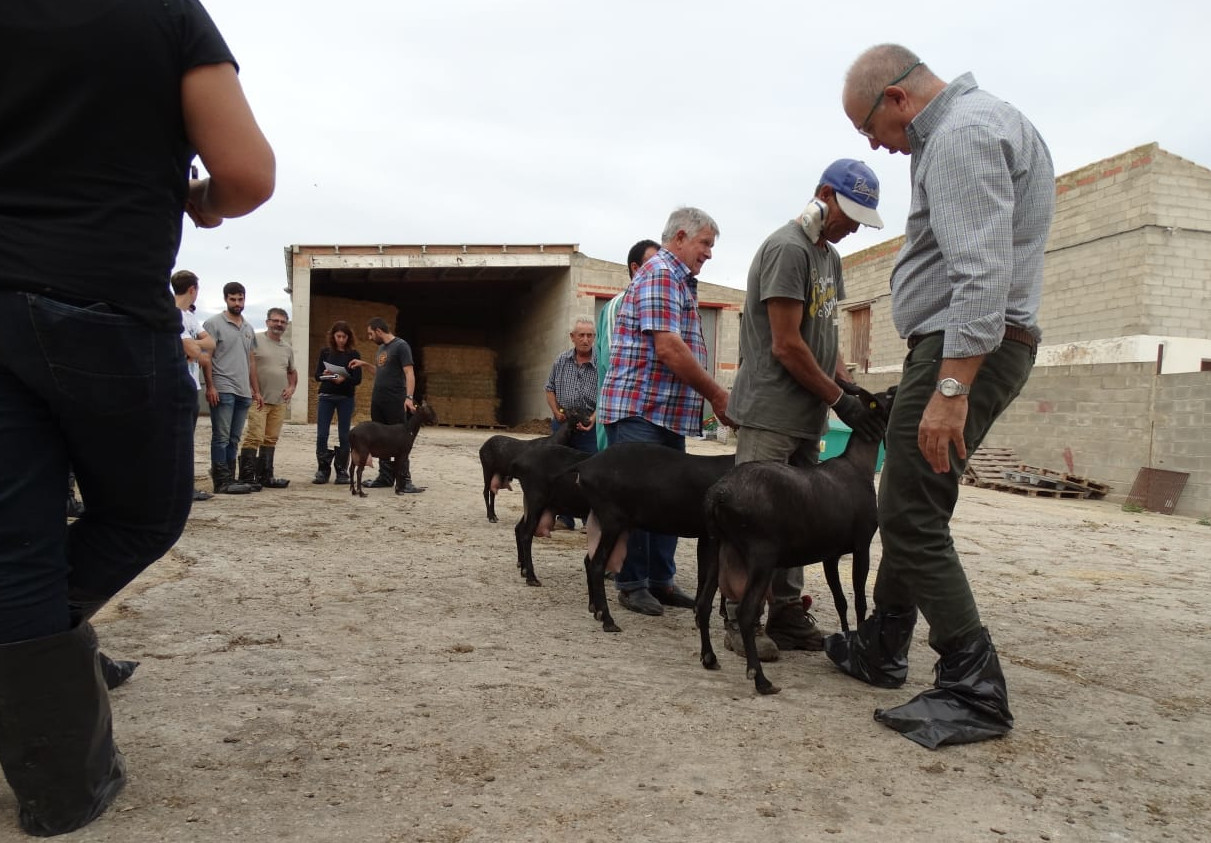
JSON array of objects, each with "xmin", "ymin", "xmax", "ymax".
[{"xmin": 721, "ymin": 159, "xmax": 887, "ymax": 662}]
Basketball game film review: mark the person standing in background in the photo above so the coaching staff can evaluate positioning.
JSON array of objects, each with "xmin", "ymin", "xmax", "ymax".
[{"xmin": 313, "ymin": 320, "xmax": 362, "ymax": 485}]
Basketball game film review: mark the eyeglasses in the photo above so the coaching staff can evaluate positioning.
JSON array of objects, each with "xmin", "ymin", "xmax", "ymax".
[{"xmin": 858, "ymin": 61, "xmax": 922, "ymax": 139}]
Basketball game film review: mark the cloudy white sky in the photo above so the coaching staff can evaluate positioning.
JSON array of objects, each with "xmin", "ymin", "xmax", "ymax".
[{"xmin": 177, "ymin": 0, "xmax": 1202, "ymax": 321}]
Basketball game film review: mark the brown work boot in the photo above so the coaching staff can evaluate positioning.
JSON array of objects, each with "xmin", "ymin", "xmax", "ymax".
[
  {"xmin": 723, "ymin": 620, "xmax": 779, "ymax": 662},
  {"xmin": 766, "ymin": 601, "xmax": 825, "ymax": 651}
]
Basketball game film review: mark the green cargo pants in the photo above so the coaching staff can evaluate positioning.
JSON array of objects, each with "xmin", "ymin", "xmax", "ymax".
[{"xmin": 875, "ymin": 332, "xmax": 1035, "ymax": 649}]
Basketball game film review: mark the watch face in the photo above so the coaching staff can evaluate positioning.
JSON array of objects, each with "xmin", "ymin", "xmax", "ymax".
[{"xmin": 938, "ymin": 378, "xmax": 963, "ymax": 397}]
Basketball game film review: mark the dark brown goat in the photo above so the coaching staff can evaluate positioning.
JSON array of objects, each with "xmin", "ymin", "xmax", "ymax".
[
  {"xmin": 477, "ymin": 409, "xmax": 590, "ymax": 523},
  {"xmin": 574, "ymin": 445, "xmax": 734, "ymax": 633},
  {"xmin": 699, "ymin": 383, "xmax": 895, "ymax": 695},
  {"xmin": 348, "ymin": 402, "xmax": 438, "ymax": 497}
]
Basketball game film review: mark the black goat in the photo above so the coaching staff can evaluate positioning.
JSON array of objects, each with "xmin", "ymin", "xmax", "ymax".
[
  {"xmin": 508, "ymin": 442, "xmax": 594, "ymax": 586},
  {"xmin": 478, "ymin": 409, "xmax": 590, "ymax": 523},
  {"xmin": 575, "ymin": 444, "xmax": 735, "ymax": 633},
  {"xmin": 348, "ymin": 402, "xmax": 438, "ymax": 497},
  {"xmin": 699, "ymin": 383, "xmax": 895, "ymax": 695}
]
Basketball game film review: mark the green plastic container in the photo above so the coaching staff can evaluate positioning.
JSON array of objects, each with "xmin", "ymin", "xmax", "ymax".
[{"xmin": 820, "ymin": 420, "xmax": 885, "ymax": 472}]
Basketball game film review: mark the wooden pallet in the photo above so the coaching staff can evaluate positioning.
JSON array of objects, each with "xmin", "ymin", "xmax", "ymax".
[
  {"xmin": 980, "ymin": 479, "xmax": 1088, "ymax": 499},
  {"xmin": 962, "ymin": 446, "xmax": 1022, "ymax": 487},
  {"xmin": 963, "ymin": 447, "xmax": 1111, "ymax": 501}
]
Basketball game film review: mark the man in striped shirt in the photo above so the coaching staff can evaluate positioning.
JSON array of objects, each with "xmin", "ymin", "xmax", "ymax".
[
  {"xmin": 597, "ymin": 208, "xmax": 734, "ymax": 616},
  {"xmin": 825, "ymin": 44, "xmax": 1055, "ymax": 749}
]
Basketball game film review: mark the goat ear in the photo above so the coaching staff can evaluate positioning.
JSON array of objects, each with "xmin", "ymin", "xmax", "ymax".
[{"xmin": 836, "ymin": 377, "xmax": 863, "ymax": 397}]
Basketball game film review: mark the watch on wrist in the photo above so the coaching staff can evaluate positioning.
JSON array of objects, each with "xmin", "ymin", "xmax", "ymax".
[{"xmin": 936, "ymin": 377, "xmax": 970, "ymax": 398}]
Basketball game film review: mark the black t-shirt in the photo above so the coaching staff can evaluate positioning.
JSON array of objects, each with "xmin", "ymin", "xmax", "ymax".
[
  {"xmin": 372, "ymin": 338, "xmax": 414, "ymax": 401},
  {"xmin": 0, "ymin": 0, "xmax": 236, "ymax": 331}
]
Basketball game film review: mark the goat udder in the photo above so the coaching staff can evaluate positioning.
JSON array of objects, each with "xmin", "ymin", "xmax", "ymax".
[
  {"xmin": 534, "ymin": 511, "xmax": 556, "ymax": 538},
  {"xmin": 489, "ymin": 474, "xmax": 513, "ymax": 493}
]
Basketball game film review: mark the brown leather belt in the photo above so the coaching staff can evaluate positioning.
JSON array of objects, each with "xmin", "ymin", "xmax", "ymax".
[{"xmin": 907, "ymin": 325, "xmax": 1037, "ymax": 353}]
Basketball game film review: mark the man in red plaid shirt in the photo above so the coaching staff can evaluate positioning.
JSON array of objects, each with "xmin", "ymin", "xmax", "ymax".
[{"xmin": 597, "ymin": 207, "xmax": 734, "ymax": 616}]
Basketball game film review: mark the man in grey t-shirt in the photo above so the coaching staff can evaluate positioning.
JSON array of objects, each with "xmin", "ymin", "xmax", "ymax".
[
  {"xmin": 202, "ymin": 281, "xmax": 262, "ymax": 493},
  {"xmin": 724, "ymin": 159, "xmax": 887, "ymax": 662}
]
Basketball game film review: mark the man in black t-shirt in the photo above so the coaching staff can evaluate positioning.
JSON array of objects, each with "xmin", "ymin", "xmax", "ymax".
[
  {"xmin": 0, "ymin": 1, "xmax": 274, "ymax": 835},
  {"xmin": 349, "ymin": 317, "xmax": 426, "ymax": 493}
]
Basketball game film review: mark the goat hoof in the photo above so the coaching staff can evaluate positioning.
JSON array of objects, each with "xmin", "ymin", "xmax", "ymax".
[
  {"xmin": 702, "ymin": 653, "xmax": 720, "ymax": 671},
  {"xmin": 526, "ymin": 578, "xmax": 542, "ymax": 587},
  {"xmin": 603, "ymin": 621, "xmax": 621, "ymax": 633},
  {"xmin": 488, "ymin": 516, "xmax": 498, "ymax": 523},
  {"xmin": 756, "ymin": 680, "xmax": 781, "ymax": 696}
]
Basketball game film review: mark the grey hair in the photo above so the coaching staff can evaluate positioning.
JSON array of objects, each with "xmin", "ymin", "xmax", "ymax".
[
  {"xmin": 845, "ymin": 44, "xmax": 931, "ymax": 105},
  {"xmin": 661, "ymin": 206, "xmax": 719, "ymax": 244},
  {"xmin": 571, "ymin": 316, "xmax": 595, "ymax": 332},
  {"xmin": 267, "ymin": 307, "xmax": 289, "ymax": 321}
]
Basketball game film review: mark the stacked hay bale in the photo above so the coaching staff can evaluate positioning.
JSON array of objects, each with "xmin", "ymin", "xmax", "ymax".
[
  {"xmin": 422, "ymin": 344, "xmax": 500, "ymax": 427},
  {"xmin": 306, "ymin": 296, "xmax": 396, "ymax": 424}
]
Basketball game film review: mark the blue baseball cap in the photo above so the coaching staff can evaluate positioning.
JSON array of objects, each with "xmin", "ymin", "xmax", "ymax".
[{"xmin": 820, "ymin": 159, "xmax": 884, "ymax": 229}]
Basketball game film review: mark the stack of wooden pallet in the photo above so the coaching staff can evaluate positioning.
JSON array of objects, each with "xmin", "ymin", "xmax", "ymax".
[{"xmin": 962, "ymin": 446, "xmax": 1110, "ymax": 499}]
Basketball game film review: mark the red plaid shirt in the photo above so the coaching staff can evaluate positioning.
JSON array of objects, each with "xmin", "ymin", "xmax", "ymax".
[{"xmin": 598, "ymin": 247, "xmax": 707, "ymax": 436}]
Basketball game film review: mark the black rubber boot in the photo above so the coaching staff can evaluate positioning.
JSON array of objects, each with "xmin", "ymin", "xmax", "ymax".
[
  {"xmin": 237, "ymin": 451, "xmax": 262, "ymax": 491},
  {"xmin": 98, "ymin": 653, "xmax": 139, "ymax": 690},
  {"xmin": 211, "ymin": 462, "xmax": 253, "ymax": 495},
  {"xmin": 66, "ymin": 472, "xmax": 86, "ymax": 519},
  {"xmin": 824, "ymin": 606, "xmax": 917, "ymax": 689},
  {"xmin": 0, "ymin": 623, "xmax": 127, "ymax": 837},
  {"xmin": 396, "ymin": 467, "xmax": 425, "ymax": 494},
  {"xmin": 312, "ymin": 449, "xmax": 334, "ymax": 484},
  {"xmin": 362, "ymin": 458, "xmax": 395, "ymax": 489},
  {"xmin": 258, "ymin": 447, "xmax": 289, "ymax": 488},
  {"xmin": 874, "ymin": 627, "xmax": 1014, "ymax": 749},
  {"xmin": 332, "ymin": 447, "xmax": 350, "ymax": 486}
]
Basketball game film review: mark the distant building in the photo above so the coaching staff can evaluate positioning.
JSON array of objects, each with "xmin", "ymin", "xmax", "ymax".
[
  {"xmin": 284, "ymin": 244, "xmax": 744, "ymax": 427},
  {"xmin": 841, "ymin": 143, "xmax": 1211, "ymax": 516}
]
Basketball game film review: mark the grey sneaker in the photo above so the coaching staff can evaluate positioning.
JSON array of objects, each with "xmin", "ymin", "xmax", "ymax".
[
  {"xmin": 723, "ymin": 620, "xmax": 779, "ymax": 662},
  {"xmin": 766, "ymin": 601, "xmax": 825, "ymax": 651}
]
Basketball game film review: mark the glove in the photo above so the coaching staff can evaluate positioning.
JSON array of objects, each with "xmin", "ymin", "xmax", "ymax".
[{"xmin": 832, "ymin": 393, "xmax": 886, "ymax": 442}]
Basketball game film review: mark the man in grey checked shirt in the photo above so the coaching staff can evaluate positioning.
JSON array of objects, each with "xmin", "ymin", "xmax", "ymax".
[{"xmin": 824, "ymin": 43, "xmax": 1055, "ymax": 749}]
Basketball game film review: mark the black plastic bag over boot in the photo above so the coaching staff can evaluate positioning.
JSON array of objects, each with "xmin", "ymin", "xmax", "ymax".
[
  {"xmin": 874, "ymin": 626, "xmax": 1013, "ymax": 750},
  {"xmin": 824, "ymin": 606, "xmax": 917, "ymax": 689},
  {"xmin": 0, "ymin": 623, "xmax": 127, "ymax": 836}
]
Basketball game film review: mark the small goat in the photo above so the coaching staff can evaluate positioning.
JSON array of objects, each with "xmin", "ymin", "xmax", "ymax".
[
  {"xmin": 348, "ymin": 402, "xmax": 438, "ymax": 497},
  {"xmin": 508, "ymin": 442, "xmax": 593, "ymax": 586},
  {"xmin": 477, "ymin": 409, "xmax": 590, "ymax": 523},
  {"xmin": 699, "ymin": 383, "xmax": 895, "ymax": 695},
  {"xmin": 575, "ymin": 444, "xmax": 734, "ymax": 633}
]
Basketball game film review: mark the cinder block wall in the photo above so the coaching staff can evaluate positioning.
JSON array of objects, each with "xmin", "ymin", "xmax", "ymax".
[
  {"xmin": 856, "ymin": 364, "xmax": 1211, "ymax": 518},
  {"xmin": 979, "ymin": 363, "xmax": 1211, "ymax": 518}
]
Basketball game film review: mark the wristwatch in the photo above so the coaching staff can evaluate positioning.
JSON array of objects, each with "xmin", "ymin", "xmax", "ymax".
[{"xmin": 936, "ymin": 377, "xmax": 970, "ymax": 398}]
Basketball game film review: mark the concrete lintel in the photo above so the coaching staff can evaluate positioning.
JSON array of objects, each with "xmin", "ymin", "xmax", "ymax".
[{"xmin": 308, "ymin": 253, "xmax": 572, "ymax": 271}]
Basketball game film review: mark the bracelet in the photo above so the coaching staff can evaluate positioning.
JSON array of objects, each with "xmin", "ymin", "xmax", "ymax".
[
  {"xmin": 828, "ymin": 389, "xmax": 844, "ymax": 408},
  {"xmin": 405, "ymin": 394, "xmax": 413, "ymax": 400}
]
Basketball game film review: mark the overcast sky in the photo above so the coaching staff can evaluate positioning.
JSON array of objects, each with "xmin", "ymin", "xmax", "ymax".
[{"xmin": 176, "ymin": 0, "xmax": 1204, "ymax": 323}]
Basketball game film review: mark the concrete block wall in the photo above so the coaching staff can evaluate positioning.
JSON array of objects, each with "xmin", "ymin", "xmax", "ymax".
[
  {"xmin": 855, "ymin": 363, "xmax": 1211, "ymax": 518},
  {"xmin": 500, "ymin": 266, "xmax": 575, "ymax": 422},
  {"xmin": 1143, "ymin": 226, "xmax": 1211, "ymax": 339},
  {"xmin": 979, "ymin": 363, "xmax": 1211, "ymax": 518}
]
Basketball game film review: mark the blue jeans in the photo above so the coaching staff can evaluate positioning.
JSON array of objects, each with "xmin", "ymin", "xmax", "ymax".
[
  {"xmin": 548, "ymin": 418, "xmax": 599, "ymax": 456},
  {"xmin": 605, "ymin": 417, "xmax": 683, "ymax": 592},
  {"xmin": 210, "ymin": 392, "xmax": 252, "ymax": 466},
  {"xmin": 0, "ymin": 291, "xmax": 195, "ymax": 642},
  {"xmin": 316, "ymin": 394, "xmax": 354, "ymax": 452}
]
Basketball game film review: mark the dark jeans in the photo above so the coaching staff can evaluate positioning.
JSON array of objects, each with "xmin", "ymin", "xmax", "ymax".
[
  {"xmin": 209, "ymin": 392, "xmax": 251, "ymax": 466},
  {"xmin": 605, "ymin": 417, "xmax": 683, "ymax": 592},
  {"xmin": 875, "ymin": 332, "xmax": 1034, "ymax": 649},
  {"xmin": 0, "ymin": 291, "xmax": 194, "ymax": 642},
  {"xmin": 316, "ymin": 394, "xmax": 354, "ymax": 452}
]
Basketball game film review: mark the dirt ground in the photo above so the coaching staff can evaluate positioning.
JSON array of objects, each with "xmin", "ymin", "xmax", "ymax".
[{"xmin": 29, "ymin": 422, "xmax": 1210, "ymax": 843}]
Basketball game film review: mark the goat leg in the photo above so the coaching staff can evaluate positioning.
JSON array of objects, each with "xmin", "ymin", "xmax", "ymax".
[
  {"xmin": 851, "ymin": 546, "xmax": 871, "ymax": 625},
  {"xmin": 584, "ymin": 551, "xmax": 620, "ymax": 633},
  {"xmin": 822, "ymin": 556, "xmax": 851, "ymax": 632},
  {"xmin": 696, "ymin": 538, "xmax": 720, "ymax": 671},
  {"xmin": 736, "ymin": 565, "xmax": 779, "ymax": 695}
]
